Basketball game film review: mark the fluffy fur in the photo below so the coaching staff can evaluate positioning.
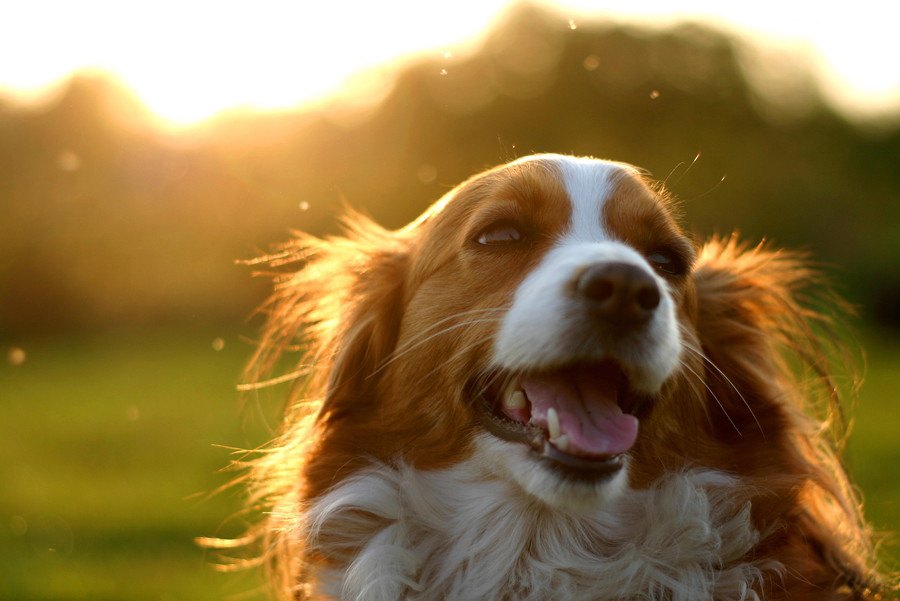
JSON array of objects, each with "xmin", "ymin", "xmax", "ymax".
[
  {"xmin": 217, "ymin": 155, "xmax": 885, "ymax": 600},
  {"xmin": 305, "ymin": 455, "xmax": 770, "ymax": 601}
]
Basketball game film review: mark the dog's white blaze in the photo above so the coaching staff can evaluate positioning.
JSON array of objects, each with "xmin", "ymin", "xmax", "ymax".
[{"xmin": 554, "ymin": 154, "xmax": 629, "ymax": 243}]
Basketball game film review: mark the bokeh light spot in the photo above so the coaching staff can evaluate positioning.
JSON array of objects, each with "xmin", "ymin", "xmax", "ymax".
[
  {"xmin": 417, "ymin": 164, "xmax": 438, "ymax": 184},
  {"xmin": 10, "ymin": 515, "xmax": 28, "ymax": 537},
  {"xmin": 57, "ymin": 150, "xmax": 81, "ymax": 172},
  {"xmin": 8, "ymin": 347, "xmax": 26, "ymax": 366}
]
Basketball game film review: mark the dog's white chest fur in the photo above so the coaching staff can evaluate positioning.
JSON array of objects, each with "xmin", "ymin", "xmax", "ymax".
[{"xmin": 300, "ymin": 458, "xmax": 776, "ymax": 601}]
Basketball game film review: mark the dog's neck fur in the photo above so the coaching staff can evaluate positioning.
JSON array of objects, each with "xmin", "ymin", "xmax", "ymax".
[{"xmin": 300, "ymin": 454, "xmax": 779, "ymax": 601}]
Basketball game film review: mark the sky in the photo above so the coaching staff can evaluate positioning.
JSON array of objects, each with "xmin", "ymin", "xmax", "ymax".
[{"xmin": 1, "ymin": 0, "xmax": 898, "ymax": 127}]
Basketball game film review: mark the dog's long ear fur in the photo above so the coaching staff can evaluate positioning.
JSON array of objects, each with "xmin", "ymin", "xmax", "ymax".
[
  {"xmin": 692, "ymin": 235, "xmax": 845, "ymax": 440},
  {"xmin": 234, "ymin": 211, "xmax": 409, "ymax": 597},
  {"xmin": 247, "ymin": 211, "xmax": 409, "ymax": 415},
  {"xmin": 693, "ymin": 235, "xmax": 883, "ymax": 599}
]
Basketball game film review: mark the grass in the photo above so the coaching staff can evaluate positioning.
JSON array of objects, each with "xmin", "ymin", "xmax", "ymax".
[
  {"xmin": 0, "ymin": 330, "xmax": 275, "ymax": 601},
  {"xmin": 0, "ymin": 327, "xmax": 897, "ymax": 600}
]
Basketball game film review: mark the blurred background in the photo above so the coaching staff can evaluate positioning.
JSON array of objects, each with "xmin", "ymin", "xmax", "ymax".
[{"xmin": 1, "ymin": 1, "xmax": 897, "ymax": 599}]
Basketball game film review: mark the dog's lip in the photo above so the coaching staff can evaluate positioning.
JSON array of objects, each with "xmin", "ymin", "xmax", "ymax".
[
  {"xmin": 471, "ymin": 360, "xmax": 651, "ymax": 471},
  {"xmin": 475, "ymin": 395, "xmax": 546, "ymax": 450},
  {"xmin": 540, "ymin": 443, "xmax": 626, "ymax": 478}
]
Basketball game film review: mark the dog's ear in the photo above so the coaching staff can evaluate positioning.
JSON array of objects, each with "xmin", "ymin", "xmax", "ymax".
[
  {"xmin": 691, "ymin": 235, "xmax": 829, "ymax": 436},
  {"xmin": 319, "ymin": 222, "xmax": 409, "ymax": 421},
  {"xmin": 246, "ymin": 211, "xmax": 409, "ymax": 422},
  {"xmin": 693, "ymin": 236, "xmax": 880, "ymax": 596}
]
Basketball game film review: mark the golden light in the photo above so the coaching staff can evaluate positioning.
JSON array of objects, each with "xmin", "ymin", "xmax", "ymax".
[
  {"xmin": 1, "ymin": 0, "xmax": 898, "ymax": 126},
  {"xmin": 0, "ymin": 0, "xmax": 512, "ymax": 127}
]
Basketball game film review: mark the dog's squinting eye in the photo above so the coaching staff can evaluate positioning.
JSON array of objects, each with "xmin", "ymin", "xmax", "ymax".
[
  {"xmin": 476, "ymin": 223, "xmax": 525, "ymax": 246},
  {"xmin": 648, "ymin": 250, "xmax": 685, "ymax": 276}
]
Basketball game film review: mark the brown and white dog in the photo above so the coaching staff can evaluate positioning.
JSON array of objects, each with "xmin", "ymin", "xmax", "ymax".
[{"xmin": 238, "ymin": 155, "xmax": 882, "ymax": 600}]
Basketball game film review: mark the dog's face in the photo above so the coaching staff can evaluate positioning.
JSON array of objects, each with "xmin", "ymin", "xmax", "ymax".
[{"xmin": 312, "ymin": 154, "xmax": 705, "ymax": 510}]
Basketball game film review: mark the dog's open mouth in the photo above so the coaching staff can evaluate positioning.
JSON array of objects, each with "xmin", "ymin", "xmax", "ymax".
[{"xmin": 473, "ymin": 361, "xmax": 648, "ymax": 477}]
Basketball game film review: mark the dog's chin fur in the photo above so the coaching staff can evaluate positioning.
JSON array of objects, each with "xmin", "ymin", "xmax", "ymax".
[
  {"xmin": 217, "ymin": 155, "xmax": 883, "ymax": 600},
  {"xmin": 471, "ymin": 435, "xmax": 631, "ymax": 513}
]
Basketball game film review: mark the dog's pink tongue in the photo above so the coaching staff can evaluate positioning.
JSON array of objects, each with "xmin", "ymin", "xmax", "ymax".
[{"xmin": 522, "ymin": 366, "xmax": 638, "ymax": 457}]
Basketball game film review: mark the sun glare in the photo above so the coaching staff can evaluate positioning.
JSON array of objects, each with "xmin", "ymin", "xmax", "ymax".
[
  {"xmin": 1, "ymin": 0, "xmax": 898, "ymax": 126},
  {"xmin": 0, "ymin": 0, "xmax": 512, "ymax": 127}
]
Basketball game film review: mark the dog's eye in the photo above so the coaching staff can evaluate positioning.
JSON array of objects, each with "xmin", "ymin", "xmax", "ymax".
[
  {"xmin": 476, "ymin": 223, "xmax": 525, "ymax": 246},
  {"xmin": 648, "ymin": 250, "xmax": 685, "ymax": 276}
]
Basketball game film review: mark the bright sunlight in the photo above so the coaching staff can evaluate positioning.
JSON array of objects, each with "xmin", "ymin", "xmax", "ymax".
[{"xmin": 2, "ymin": 0, "xmax": 898, "ymax": 126}]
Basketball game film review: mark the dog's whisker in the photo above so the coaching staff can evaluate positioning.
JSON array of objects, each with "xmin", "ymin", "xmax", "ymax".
[
  {"xmin": 471, "ymin": 367, "xmax": 513, "ymax": 405},
  {"xmin": 394, "ymin": 308, "xmax": 506, "ymax": 348},
  {"xmin": 679, "ymin": 357, "xmax": 742, "ymax": 437},
  {"xmin": 402, "ymin": 336, "xmax": 496, "ymax": 391},
  {"xmin": 681, "ymin": 341, "xmax": 766, "ymax": 440},
  {"xmin": 381, "ymin": 308, "xmax": 505, "ymax": 360},
  {"xmin": 370, "ymin": 317, "xmax": 504, "ymax": 377}
]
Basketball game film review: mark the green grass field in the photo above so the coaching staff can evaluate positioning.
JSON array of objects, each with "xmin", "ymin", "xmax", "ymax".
[{"xmin": 1, "ymin": 328, "xmax": 897, "ymax": 600}]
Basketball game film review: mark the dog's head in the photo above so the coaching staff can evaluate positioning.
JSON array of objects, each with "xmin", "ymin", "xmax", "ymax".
[
  {"xmin": 389, "ymin": 154, "xmax": 700, "ymax": 509},
  {"xmin": 258, "ymin": 154, "xmax": 752, "ymax": 510}
]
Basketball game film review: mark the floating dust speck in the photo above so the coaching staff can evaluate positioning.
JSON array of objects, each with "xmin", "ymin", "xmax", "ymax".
[
  {"xmin": 583, "ymin": 55, "xmax": 600, "ymax": 71},
  {"xmin": 57, "ymin": 150, "xmax": 81, "ymax": 172},
  {"xmin": 417, "ymin": 164, "xmax": 438, "ymax": 184},
  {"xmin": 568, "ymin": 19, "xmax": 577, "ymax": 30},
  {"xmin": 30, "ymin": 514, "xmax": 73, "ymax": 559},
  {"xmin": 298, "ymin": 201, "xmax": 310, "ymax": 212},
  {"xmin": 439, "ymin": 68, "xmax": 448, "ymax": 76},
  {"xmin": 212, "ymin": 337, "xmax": 225, "ymax": 351},
  {"xmin": 8, "ymin": 347, "xmax": 26, "ymax": 366},
  {"xmin": 126, "ymin": 406, "xmax": 140, "ymax": 422},
  {"xmin": 650, "ymin": 90, "xmax": 661, "ymax": 100}
]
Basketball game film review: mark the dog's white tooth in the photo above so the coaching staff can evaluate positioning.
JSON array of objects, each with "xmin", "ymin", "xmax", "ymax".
[
  {"xmin": 547, "ymin": 408, "xmax": 560, "ymax": 440},
  {"xmin": 554, "ymin": 434, "xmax": 569, "ymax": 452},
  {"xmin": 505, "ymin": 390, "xmax": 527, "ymax": 410}
]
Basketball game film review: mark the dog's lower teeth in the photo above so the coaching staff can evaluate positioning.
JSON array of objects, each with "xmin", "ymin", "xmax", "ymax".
[{"xmin": 553, "ymin": 434, "xmax": 569, "ymax": 452}]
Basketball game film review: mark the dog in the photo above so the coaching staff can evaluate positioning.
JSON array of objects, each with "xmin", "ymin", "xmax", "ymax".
[{"xmin": 236, "ymin": 154, "xmax": 883, "ymax": 600}]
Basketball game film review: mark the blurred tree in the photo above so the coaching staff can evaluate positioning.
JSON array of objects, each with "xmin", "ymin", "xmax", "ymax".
[{"xmin": 1, "ymin": 4, "xmax": 898, "ymax": 334}]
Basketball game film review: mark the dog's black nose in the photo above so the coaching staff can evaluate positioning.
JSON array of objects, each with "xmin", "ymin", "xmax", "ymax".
[{"xmin": 576, "ymin": 262, "xmax": 660, "ymax": 326}]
